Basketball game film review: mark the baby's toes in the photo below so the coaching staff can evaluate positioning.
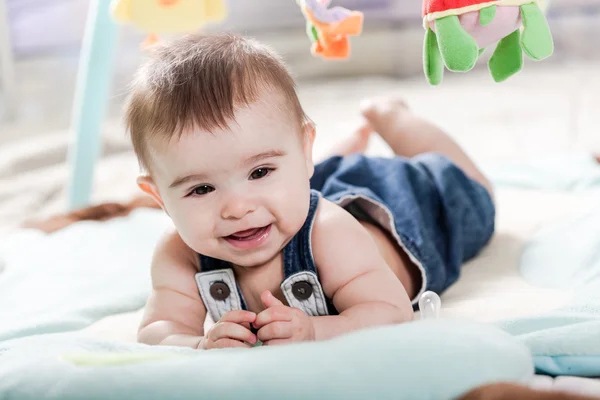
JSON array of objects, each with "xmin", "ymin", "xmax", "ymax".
[{"xmin": 360, "ymin": 96, "xmax": 409, "ymax": 126}]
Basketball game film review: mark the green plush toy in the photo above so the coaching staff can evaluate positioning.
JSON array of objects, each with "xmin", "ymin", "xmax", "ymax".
[{"xmin": 422, "ymin": 0, "xmax": 554, "ymax": 84}]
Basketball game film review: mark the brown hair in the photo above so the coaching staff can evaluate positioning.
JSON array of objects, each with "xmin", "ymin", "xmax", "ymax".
[{"xmin": 125, "ymin": 32, "xmax": 310, "ymax": 171}]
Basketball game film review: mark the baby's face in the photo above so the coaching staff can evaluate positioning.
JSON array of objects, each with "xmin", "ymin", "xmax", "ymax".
[{"xmin": 145, "ymin": 92, "xmax": 314, "ymax": 268}]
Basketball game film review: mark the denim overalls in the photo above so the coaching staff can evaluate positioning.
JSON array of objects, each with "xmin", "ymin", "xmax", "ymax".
[{"xmin": 194, "ymin": 152, "xmax": 495, "ymax": 317}]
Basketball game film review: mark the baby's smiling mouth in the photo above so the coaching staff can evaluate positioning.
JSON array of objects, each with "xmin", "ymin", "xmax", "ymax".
[{"xmin": 226, "ymin": 225, "xmax": 271, "ymax": 241}]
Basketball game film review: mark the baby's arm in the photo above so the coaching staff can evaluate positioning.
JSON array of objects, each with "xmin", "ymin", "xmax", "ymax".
[
  {"xmin": 137, "ymin": 230, "xmax": 208, "ymax": 348},
  {"xmin": 311, "ymin": 200, "xmax": 414, "ymax": 340},
  {"xmin": 137, "ymin": 230, "xmax": 257, "ymax": 349}
]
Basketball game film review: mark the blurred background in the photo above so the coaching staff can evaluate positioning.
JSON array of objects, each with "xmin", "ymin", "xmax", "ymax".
[{"xmin": 0, "ymin": 0, "xmax": 599, "ymax": 232}]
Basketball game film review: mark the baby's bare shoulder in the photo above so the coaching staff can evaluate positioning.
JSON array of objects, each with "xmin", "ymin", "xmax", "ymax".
[
  {"xmin": 311, "ymin": 199, "xmax": 381, "ymax": 293},
  {"xmin": 311, "ymin": 198, "xmax": 366, "ymax": 240},
  {"xmin": 151, "ymin": 228, "xmax": 200, "ymax": 289}
]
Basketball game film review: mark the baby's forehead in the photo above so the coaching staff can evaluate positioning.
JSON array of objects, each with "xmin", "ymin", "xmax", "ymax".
[
  {"xmin": 149, "ymin": 103, "xmax": 299, "ymax": 164},
  {"xmin": 232, "ymin": 90, "xmax": 300, "ymax": 128},
  {"xmin": 186, "ymin": 88, "xmax": 302, "ymax": 142}
]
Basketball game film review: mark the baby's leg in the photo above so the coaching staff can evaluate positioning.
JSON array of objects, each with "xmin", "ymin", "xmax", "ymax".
[
  {"xmin": 318, "ymin": 122, "xmax": 373, "ymax": 160},
  {"xmin": 361, "ymin": 97, "xmax": 494, "ymax": 198},
  {"xmin": 352, "ymin": 97, "xmax": 495, "ymax": 302}
]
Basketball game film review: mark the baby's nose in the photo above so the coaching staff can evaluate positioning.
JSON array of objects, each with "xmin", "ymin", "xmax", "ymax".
[{"xmin": 221, "ymin": 195, "xmax": 256, "ymax": 220}]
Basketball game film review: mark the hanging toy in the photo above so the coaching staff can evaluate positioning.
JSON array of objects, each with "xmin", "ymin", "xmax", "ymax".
[
  {"xmin": 423, "ymin": 0, "xmax": 554, "ymax": 85},
  {"xmin": 297, "ymin": 0, "xmax": 364, "ymax": 60},
  {"xmin": 111, "ymin": 0, "xmax": 228, "ymax": 46}
]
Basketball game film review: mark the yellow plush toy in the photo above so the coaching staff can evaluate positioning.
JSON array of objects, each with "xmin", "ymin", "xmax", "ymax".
[{"xmin": 111, "ymin": 0, "xmax": 228, "ymax": 45}]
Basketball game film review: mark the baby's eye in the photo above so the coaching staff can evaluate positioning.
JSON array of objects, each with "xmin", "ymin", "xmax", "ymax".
[
  {"xmin": 190, "ymin": 185, "xmax": 214, "ymax": 196},
  {"xmin": 250, "ymin": 167, "xmax": 273, "ymax": 180}
]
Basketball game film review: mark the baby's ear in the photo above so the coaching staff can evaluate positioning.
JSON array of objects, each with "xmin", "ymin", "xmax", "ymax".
[
  {"xmin": 303, "ymin": 121, "xmax": 316, "ymax": 144},
  {"xmin": 137, "ymin": 176, "xmax": 166, "ymax": 212},
  {"xmin": 302, "ymin": 121, "xmax": 316, "ymax": 177}
]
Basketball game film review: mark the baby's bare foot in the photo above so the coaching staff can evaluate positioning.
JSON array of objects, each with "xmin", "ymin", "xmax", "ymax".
[
  {"xmin": 360, "ymin": 96, "xmax": 412, "ymax": 140},
  {"xmin": 360, "ymin": 96, "xmax": 435, "ymax": 157},
  {"xmin": 326, "ymin": 122, "xmax": 373, "ymax": 157}
]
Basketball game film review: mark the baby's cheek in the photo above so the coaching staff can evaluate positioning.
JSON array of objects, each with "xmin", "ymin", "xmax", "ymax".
[
  {"xmin": 279, "ymin": 194, "xmax": 311, "ymax": 236},
  {"xmin": 168, "ymin": 203, "xmax": 209, "ymax": 248}
]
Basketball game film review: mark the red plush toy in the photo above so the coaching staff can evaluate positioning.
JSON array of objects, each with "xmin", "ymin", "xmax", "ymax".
[{"xmin": 422, "ymin": 0, "xmax": 553, "ymax": 84}]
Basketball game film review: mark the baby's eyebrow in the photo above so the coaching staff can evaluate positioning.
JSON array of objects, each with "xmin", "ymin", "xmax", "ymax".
[
  {"xmin": 244, "ymin": 149, "xmax": 286, "ymax": 165},
  {"xmin": 169, "ymin": 173, "xmax": 208, "ymax": 189}
]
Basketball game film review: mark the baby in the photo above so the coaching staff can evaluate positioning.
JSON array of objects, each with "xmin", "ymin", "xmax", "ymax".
[{"xmin": 127, "ymin": 33, "xmax": 495, "ymax": 350}]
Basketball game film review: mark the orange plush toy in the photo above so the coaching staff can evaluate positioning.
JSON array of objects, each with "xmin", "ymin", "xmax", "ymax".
[{"xmin": 297, "ymin": 0, "xmax": 364, "ymax": 60}]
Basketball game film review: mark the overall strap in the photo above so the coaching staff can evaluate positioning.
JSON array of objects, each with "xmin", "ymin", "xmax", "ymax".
[
  {"xmin": 280, "ymin": 190, "xmax": 333, "ymax": 316},
  {"xmin": 195, "ymin": 255, "xmax": 247, "ymax": 323}
]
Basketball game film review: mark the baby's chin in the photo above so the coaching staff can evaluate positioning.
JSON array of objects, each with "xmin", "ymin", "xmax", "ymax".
[
  {"xmin": 217, "ymin": 247, "xmax": 282, "ymax": 270},
  {"xmin": 235, "ymin": 239, "xmax": 295, "ymax": 269}
]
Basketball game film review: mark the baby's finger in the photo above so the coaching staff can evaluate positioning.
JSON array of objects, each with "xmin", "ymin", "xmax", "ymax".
[
  {"xmin": 257, "ymin": 321, "xmax": 292, "ymax": 342},
  {"xmin": 241, "ymin": 321, "xmax": 259, "ymax": 335},
  {"xmin": 212, "ymin": 322, "xmax": 257, "ymax": 345},
  {"xmin": 261, "ymin": 290, "xmax": 284, "ymax": 308},
  {"xmin": 254, "ymin": 306, "xmax": 292, "ymax": 329},
  {"xmin": 212, "ymin": 338, "xmax": 252, "ymax": 349},
  {"xmin": 220, "ymin": 310, "xmax": 256, "ymax": 324}
]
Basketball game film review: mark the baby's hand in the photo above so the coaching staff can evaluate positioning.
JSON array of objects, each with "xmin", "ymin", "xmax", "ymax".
[
  {"xmin": 201, "ymin": 310, "xmax": 258, "ymax": 350},
  {"xmin": 253, "ymin": 291, "xmax": 315, "ymax": 346}
]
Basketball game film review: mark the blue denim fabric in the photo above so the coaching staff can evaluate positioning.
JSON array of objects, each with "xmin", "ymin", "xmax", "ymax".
[{"xmin": 310, "ymin": 152, "xmax": 495, "ymax": 296}]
